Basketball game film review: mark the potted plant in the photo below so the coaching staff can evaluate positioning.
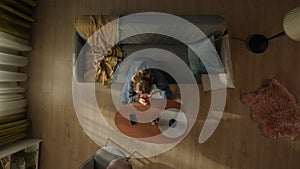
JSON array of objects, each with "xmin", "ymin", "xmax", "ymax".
[{"xmin": 11, "ymin": 150, "xmax": 37, "ymax": 169}]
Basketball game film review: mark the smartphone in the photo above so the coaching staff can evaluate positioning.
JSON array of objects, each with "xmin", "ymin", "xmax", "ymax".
[{"xmin": 129, "ymin": 114, "xmax": 137, "ymax": 125}]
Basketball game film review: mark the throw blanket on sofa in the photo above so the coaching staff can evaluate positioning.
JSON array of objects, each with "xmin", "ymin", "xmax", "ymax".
[{"xmin": 74, "ymin": 15, "xmax": 122, "ymax": 84}]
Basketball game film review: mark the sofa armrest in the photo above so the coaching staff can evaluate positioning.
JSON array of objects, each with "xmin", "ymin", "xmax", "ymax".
[
  {"xmin": 73, "ymin": 32, "xmax": 87, "ymax": 82},
  {"xmin": 201, "ymin": 33, "xmax": 235, "ymax": 90}
]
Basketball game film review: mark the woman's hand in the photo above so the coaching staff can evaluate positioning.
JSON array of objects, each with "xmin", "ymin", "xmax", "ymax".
[{"xmin": 139, "ymin": 95, "xmax": 150, "ymax": 105}]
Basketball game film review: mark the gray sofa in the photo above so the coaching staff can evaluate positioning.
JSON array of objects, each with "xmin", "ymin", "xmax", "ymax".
[
  {"xmin": 79, "ymin": 147, "xmax": 132, "ymax": 169},
  {"xmin": 73, "ymin": 14, "xmax": 234, "ymax": 90}
]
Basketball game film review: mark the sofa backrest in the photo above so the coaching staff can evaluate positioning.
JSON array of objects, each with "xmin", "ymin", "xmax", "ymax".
[{"xmin": 118, "ymin": 15, "xmax": 226, "ymax": 45}]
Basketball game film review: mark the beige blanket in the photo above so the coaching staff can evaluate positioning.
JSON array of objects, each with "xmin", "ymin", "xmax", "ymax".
[{"xmin": 74, "ymin": 15, "xmax": 122, "ymax": 84}]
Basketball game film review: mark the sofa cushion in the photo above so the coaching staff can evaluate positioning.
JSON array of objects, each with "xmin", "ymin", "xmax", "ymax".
[
  {"xmin": 120, "ymin": 44, "xmax": 189, "ymax": 65},
  {"xmin": 201, "ymin": 34, "xmax": 235, "ymax": 90},
  {"xmin": 188, "ymin": 36, "xmax": 217, "ymax": 75},
  {"xmin": 118, "ymin": 44, "xmax": 188, "ymax": 84}
]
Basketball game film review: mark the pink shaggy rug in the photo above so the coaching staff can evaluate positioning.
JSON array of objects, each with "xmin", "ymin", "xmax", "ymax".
[{"xmin": 241, "ymin": 79, "xmax": 300, "ymax": 140}]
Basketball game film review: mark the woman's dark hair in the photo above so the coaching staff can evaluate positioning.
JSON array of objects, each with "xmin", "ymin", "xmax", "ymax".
[{"xmin": 132, "ymin": 69, "xmax": 153, "ymax": 95}]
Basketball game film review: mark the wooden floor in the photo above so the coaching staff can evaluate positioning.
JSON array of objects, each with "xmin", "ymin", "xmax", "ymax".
[{"xmin": 26, "ymin": 0, "xmax": 300, "ymax": 169}]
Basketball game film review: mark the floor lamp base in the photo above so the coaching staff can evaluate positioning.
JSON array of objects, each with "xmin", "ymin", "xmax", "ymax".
[{"xmin": 246, "ymin": 34, "xmax": 269, "ymax": 54}]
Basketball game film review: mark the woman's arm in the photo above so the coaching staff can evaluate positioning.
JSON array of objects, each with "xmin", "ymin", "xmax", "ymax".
[
  {"xmin": 151, "ymin": 69, "xmax": 173, "ymax": 99},
  {"xmin": 128, "ymin": 81, "xmax": 137, "ymax": 103},
  {"xmin": 160, "ymin": 85, "xmax": 173, "ymax": 99}
]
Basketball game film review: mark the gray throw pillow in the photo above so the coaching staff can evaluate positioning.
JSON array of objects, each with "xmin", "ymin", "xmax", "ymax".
[{"xmin": 188, "ymin": 36, "xmax": 218, "ymax": 75}]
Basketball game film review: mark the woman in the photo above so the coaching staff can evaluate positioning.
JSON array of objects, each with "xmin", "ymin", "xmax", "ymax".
[{"xmin": 119, "ymin": 58, "xmax": 172, "ymax": 105}]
